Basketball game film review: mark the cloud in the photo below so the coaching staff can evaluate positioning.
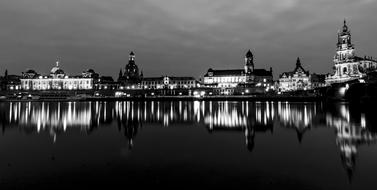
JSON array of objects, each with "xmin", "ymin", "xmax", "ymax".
[{"xmin": 0, "ymin": 0, "xmax": 376, "ymax": 78}]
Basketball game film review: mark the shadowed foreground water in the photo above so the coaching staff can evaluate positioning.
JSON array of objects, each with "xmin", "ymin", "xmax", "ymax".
[{"xmin": 0, "ymin": 101, "xmax": 376, "ymax": 189}]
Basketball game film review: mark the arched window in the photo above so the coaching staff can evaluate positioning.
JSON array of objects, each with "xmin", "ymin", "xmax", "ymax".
[{"xmin": 343, "ymin": 67, "xmax": 347, "ymax": 74}]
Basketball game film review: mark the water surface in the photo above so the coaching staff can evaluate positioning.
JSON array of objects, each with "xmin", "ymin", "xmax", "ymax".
[{"xmin": 0, "ymin": 101, "xmax": 376, "ymax": 189}]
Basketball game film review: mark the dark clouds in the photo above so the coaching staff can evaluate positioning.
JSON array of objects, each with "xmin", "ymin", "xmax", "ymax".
[{"xmin": 0, "ymin": 0, "xmax": 376, "ymax": 78}]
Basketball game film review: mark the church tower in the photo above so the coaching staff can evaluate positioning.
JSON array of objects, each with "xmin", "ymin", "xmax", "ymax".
[
  {"xmin": 244, "ymin": 49, "xmax": 254, "ymax": 74},
  {"xmin": 334, "ymin": 19, "xmax": 355, "ymax": 64},
  {"xmin": 325, "ymin": 20, "xmax": 369, "ymax": 85}
]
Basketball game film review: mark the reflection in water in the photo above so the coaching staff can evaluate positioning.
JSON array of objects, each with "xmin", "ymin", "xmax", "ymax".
[
  {"xmin": 326, "ymin": 104, "xmax": 377, "ymax": 180},
  {"xmin": 0, "ymin": 101, "xmax": 377, "ymax": 180}
]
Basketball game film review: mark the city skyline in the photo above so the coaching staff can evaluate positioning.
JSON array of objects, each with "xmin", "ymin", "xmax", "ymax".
[{"xmin": 1, "ymin": 1, "xmax": 377, "ymax": 79}]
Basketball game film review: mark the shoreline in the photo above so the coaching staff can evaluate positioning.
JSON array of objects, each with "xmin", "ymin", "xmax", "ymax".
[{"xmin": 0, "ymin": 95, "xmax": 325, "ymax": 102}]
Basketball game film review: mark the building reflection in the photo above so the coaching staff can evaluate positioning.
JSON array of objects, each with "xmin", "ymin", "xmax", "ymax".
[
  {"xmin": 0, "ymin": 100, "xmax": 377, "ymax": 179},
  {"xmin": 203, "ymin": 101, "xmax": 274, "ymax": 152},
  {"xmin": 0, "ymin": 101, "xmax": 114, "ymax": 142},
  {"xmin": 276, "ymin": 102, "xmax": 324, "ymax": 143},
  {"xmin": 325, "ymin": 103, "xmax": 377, "ymax": 180}
]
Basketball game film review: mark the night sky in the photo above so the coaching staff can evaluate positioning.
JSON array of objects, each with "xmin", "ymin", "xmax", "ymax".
[{"xmin": 1, "ymin": 0, "xmax": 376, "ymax": 79}]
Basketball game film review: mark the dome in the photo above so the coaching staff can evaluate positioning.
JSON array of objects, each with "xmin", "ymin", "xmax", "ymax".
[
  {"xmin": 246, "ymin": 50, "xmax": 253, "ymax": 58},
  {"xmin": 51, "ymin": 66, "xmax": 65, "ymax": 75},
  {"xmin": 86, "ymin": 69, "xmax": 95, "ymax": 73},
  {"xmin": 126, "ymin": 62, "xmax": 138, "ymax": 70}
]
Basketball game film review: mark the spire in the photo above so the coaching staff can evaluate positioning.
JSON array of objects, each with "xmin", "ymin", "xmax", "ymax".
[
  {"xmin": 296, "ymin": 57, "xmax": 301, "ymax": 66},
  {"xmin": 56, "ymin": 60, "xmax": 59, "ymax": 67},
  {"xmin": 342, "ymin": 19, "xmax": 349, "ymax": 32}
]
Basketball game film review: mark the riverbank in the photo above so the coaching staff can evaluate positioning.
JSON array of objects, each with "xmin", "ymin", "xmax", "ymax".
[{"xmin": 0, "ymin": 95, "xmax": 325, "ymax": 102}]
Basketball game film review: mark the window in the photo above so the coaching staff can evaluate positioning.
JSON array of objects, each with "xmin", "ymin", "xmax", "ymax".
[{"xmin": 343, "ymin": 67, "xmax": 347, "ymax": 74}]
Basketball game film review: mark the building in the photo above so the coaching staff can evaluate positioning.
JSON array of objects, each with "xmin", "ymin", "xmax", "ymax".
[
  {"xmin": 96, "ymin": 76, "xmax": 118, "ymax": 90},
  {"xmin": 278, "ymin": 57, "xmax": 311, "ymax": 92},
  {"xmin": 203, "ymin": 50, "xmax": 273, "ymax": 94},
  {"xmin": 5, "ymin": 75, "xmax": 21, "ymax": 91},
  {"xmin": 141, "ymin": 76, "xmax": 197, "ymax": 89},
  {"xmin": 310, "ymin": 73, "xmax": 327, "ymax": 89},
  {"xmin": 326, "ymin": 20, "xmax": 377, "ymax": 85},
  {"xmin": 21, "ymin": 61, "xmax": 93, "ymax": 91},
  {"xmin": 82, "ymin": 69, "xmax": 99, "ymax": 82},
  {"xmin": 118, "ymin": 51, "xmax": 142, "ymax": 86}
]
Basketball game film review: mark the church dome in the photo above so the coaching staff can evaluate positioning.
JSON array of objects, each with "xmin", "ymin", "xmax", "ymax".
[
  {"xmin": 51, "ymin": 66, "xmax": 64, "ymax": 74},
  {"xmin": 50, "ymin": 61, "xmax": 65, "ymax": 75}
]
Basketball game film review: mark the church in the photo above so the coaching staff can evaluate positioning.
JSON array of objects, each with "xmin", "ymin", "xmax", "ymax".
[
  {"xmin": 118, "ymin": 51, "xmax": 143, "ymax": 87},
  {"xmin": 326, "ymin": 20, "xmax": 377, "ymax": 85},
  {"xmin": 203, "ymin": 50, "xmax": 273, "ymax": 94}
]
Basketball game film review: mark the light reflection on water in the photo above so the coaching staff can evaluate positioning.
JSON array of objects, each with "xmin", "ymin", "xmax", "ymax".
[{"xmin": 0, "ymin": 101, "xmax": 377, "ymax": 188}]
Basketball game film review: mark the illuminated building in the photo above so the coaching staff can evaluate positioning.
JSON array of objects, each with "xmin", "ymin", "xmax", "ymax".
[
  {"xmin": 278, "ymin": 57, "xmax": 311, "ymax": 92},
  {"xmin": 118, "ymin": 51, "xmax": 143, "ymax": 86},
  {"xmin": 20, "ymin": 61, "xmax": 93, "ymax": 90},
  {"xmin": 141, "ymin": 76, "xmax": 197, "ymax": 89},
  {"xmin": 203, "ymin": 50, "xmax": 273, "ymax": 95},
  {"xmin": 96, "ymin": 76, "xmax": 118, "ymax": 90},
  {"xmin": 326, "ymin": 20, "xmax": 377, "ymax": 85},
  {"xmin": 5, "ymin": 75, "xmax": 21, "ymax": 91},
  {"xmin": 82, "ymin": 69, "xmax": 99, "ymax": 81}
]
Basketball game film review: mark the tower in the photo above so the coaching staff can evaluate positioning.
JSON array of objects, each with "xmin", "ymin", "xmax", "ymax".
[
  {"xmin": 244, "ymin": 49, "xmax": 254, "ymax": 74},
  {"xmin": 334, "ymin": 19, "xmax": 355, "ymax": 64},
  {"xmin": 326, "ymin": 20, "xmax": 365, "ymax": 85}
]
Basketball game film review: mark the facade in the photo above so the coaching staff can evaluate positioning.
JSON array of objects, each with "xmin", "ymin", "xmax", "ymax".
[
  {"xmin": 118, "ymin": 51, "xmax": 142, "ymax": 86},
  {"xmin": 203, "ymin": 50, "xmax": 273, "ymax": 94},
  {"xmin": 326, "ymin": 20, "xmax": 377, "ymax": 85},
  {"xmin": 96, "ymin": 76, "xmax": 118, "ymax": 90},
  {"xmin": 21, "ymin": 62, "xmax": 93, "ymax": 91},
  {"xmin": 310, "ymin": 73, "xmax": 327, "ymax": 89},
  {"xmin": 141, "ymin": 76, "xmax": 197, "ymax": 89},
  {"xmin": 5, "ymin": 75, "xmax": 21, "ymax": 91},
  {"xmin": 278, "ymin": 57, "xmax": 311, "ymax": 92},
  {"xmin": 82, "ymin": 69, "xmax": 99, "ymax": 82}
]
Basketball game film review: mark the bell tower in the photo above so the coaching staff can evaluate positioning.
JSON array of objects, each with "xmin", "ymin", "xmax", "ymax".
[
  {"xmin": 334, "ymin": 19, "xmax": 355, "ymax": 64},
  {"xmin": 244, "ymin": 49, "xmax": 254, "ymax": 74}
]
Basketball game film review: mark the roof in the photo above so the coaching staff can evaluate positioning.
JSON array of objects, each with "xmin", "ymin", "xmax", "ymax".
[
  {"xmin": 25, "ymin": 69, "xmax": 37, "ymax": 74},
  {"xmin": 205, "ymin": 68, "xmax": 271, "ymax": 77},
  {"xmin": 142, "ymin": 76, "xmax": 196, "ymax": 81},
  {"xmin": 354, "ymin": 56, "xmax": 377, "ymax": 62},
  {"xmin": 205, "ymin": 69, "xmax": 245, "ymax": 77},
  {"xmin": 99, "ymin": 76, "xmax": 114, "ymax": 82},
  {"xmin": 279, "ymin": 57, "xmax": 309, "ymax": 78},
  {"xmin": 142, "ymin": 77, "xmax": 163, "ymax": 81},
  {"xmin": 253, "ymin": 69, "xmax": 272, "ymax": 76}
]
